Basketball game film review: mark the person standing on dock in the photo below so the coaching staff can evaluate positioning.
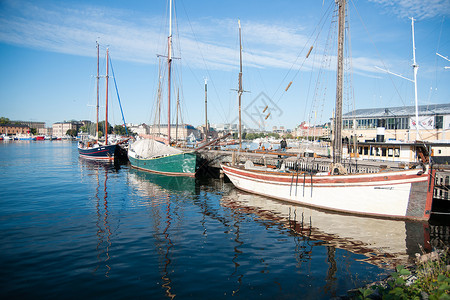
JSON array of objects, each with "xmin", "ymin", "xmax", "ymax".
[{"xmin": 280, "ymin": 138, "xmax": 287, "ymax": 152}]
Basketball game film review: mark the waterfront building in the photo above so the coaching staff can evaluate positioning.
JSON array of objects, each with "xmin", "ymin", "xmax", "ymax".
[
  {"xmin": 128, "ymin": 123, "xmax": 149, "ymax": 136},
  {"xmin": 0, "ymin": 124, "xmax": 30, "ymax": 135},
  {"xmin": 294, "ymin": 122, "xmax": 331, "ymax": 139},
  {"xmin": 210, "ymin": 123, "xmax": 238, "ymax": 132},
  {"xmin": 197, "ymin": 125, "xmax": 218, "ymax": 140},
  {"xmin": 11, "ymin": 120, "xmax": 45, "ymax": 131},
  {"xmin": 38, "ymin": 127, "xmax": 53, "ymax": 135},
  {"xmin": 52, "ymin": 121, "xmax": 84, "ymax": 137},
  {"xmin": 342, "ymin": 103, "xmax": 450, "ymax": 142}
]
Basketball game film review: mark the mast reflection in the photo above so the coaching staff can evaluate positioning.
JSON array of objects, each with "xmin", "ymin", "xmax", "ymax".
[
  {"xmin": 128, "ymin": 169, "xmax": 190, "ymax": 299},
  {"xmin": 81, "ymin": 159, "xmax": 114, "ymax": 277},
  {"xmin": 161, "ymin": 197, "xmax": 175, "ymax": 300}
]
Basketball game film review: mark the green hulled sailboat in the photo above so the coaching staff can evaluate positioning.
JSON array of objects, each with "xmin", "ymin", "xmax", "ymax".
[
  {"xmin": 128, "ymin": 139, "xmax": 198, "ymax": 176},
  {"xmin": 128, "ymin": 0, "xmax": 198, "ymax": 176}
]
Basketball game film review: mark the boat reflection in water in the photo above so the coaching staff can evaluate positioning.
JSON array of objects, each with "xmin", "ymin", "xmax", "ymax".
[
  {"xmin": 221, "ymin": 188, "xmax": 430, "ymax": 269},
  {"xmin": 128, "ymin": 168, "xmax": 197, "ymax": 197},
  {"xmin": 79, "ymin": 158, "xmax": 115, "ymax": 277},
  {"xmin": 128, "ymin": 169, "xmax": 197, "ymax": 299}
]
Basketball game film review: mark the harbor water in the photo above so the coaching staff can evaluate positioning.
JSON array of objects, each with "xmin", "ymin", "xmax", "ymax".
[{"xmin": 0, "ymin": 141, "xmax": 436, "ymax": 299}]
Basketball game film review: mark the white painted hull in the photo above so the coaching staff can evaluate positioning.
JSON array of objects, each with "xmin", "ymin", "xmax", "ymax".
[{"xmin": 221, "ymin": 164, "xmax": 434, "ymax": 220}]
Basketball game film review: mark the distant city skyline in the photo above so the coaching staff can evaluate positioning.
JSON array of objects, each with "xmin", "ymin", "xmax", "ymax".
[{"xmin": 1, "ymin": 0, "xmax": 449, "ymax": 130}]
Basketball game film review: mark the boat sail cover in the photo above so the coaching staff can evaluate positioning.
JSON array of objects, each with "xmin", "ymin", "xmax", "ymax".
[{"xmin": 130, "ymin": 139, "xmax": 182, "ymax": 159}]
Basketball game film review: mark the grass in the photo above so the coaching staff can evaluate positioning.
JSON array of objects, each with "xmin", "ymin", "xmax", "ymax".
[{"xmin": 354, "ymin": 247, "xmax": 450, "ymax": 299}]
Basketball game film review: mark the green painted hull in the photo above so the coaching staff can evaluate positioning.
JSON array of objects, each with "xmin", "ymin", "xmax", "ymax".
[{"xmin": 129, "ymin": 152, "xmax": 198, "ymax": 177}]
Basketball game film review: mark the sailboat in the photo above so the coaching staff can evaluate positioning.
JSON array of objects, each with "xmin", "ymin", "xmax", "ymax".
[
  {"xmin": 78, "ymin": 43, "xmax": 117, "ymax": 160},
  {"xmin": 221, "ymin": 0, "xmax": 435, "ymax": 221},
  {"xmin": 127, "ymin": 0, "xmax": 198, "ymax": 176}
]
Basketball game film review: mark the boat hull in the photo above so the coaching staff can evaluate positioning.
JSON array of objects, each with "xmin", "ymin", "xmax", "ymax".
[
  {"xmin": 78, "ymin": 144, "xmax": 116, "ymax": 160},
  {"xmin": 221, "ymin": 164, "xmax": 434, "ymax": 220},
  {"xmin": 128, "ymin": 152, "xmax": 198, "ymax": 177}
]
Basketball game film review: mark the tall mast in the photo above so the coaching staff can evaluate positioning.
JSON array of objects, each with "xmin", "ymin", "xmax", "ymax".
[
  {"xmin": 333, "ymin": 0, "xmax": 345, "ymax": 164},
  {"xmin": 411, "ymin": 17, "xmax": 420, "ymax": 139},
  {"xmin": 167, "ymin": 0, "xmax": 173, "ymax": 144},
  {"xmin": 204, "ymin": 78, "xmax": 208, "ymax": 141},
  {"xmin": 176, "ymin": 88, "xmax": 179, "ymax": 143},
  {"xmin": 238, "ymin": 19, "xmax": 243, "ymax": 149},
  {"xmin": 105, "ymin": 48, "xmax": 109, "ymax": 145},
  {"xmin": 157, "ymin": 59, "xmax": 162, "ymax": 136},
  {"xmin": 96, "ymin": 42, "xmax": 100, "ymax": 141}
]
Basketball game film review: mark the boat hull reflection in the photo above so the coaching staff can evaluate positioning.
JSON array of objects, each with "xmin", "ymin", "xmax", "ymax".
[
  {"xmin": 221, "ymin": 189, "xmax": 430, "ymax": 268},
  {"xmin": 129, "ymin": 168, "xmax": 197, "ymax": 196}
]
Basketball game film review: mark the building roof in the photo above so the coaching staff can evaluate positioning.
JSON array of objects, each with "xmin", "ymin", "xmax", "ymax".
[
  {"xmin": 0, "ymin": 123, "xmax": 29, "ymax": 128},
  {"xmin": 342, "ymin": 103, "xmax": 450, "ymax": 119}
]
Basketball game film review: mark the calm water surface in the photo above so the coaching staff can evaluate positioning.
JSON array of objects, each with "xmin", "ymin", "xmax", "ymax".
[{"xmin": 0, "ymin": 141, "xmax": 430, "ymax": 299}]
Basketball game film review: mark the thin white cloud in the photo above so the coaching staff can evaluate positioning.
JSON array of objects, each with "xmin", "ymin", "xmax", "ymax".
[
  {"xmin": 368, "ymin": 0, "xmax": 450, "ymax": 19},
  {"xmin": 0, "ymin": 0, "xmax": 385, "ymax": 77}
]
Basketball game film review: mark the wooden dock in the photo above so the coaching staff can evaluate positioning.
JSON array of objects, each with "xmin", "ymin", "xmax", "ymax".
[{"xmin": 196, "ymin": 148, "xmax": 411, "ymax": 174}]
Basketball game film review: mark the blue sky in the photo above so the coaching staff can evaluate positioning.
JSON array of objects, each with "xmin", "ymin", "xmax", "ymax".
[{"xmin": 0, "ymin": 0, "xmax": 449, "ymax": 130}]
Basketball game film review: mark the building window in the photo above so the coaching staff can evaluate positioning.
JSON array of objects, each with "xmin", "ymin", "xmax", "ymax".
[
  {"xmin": 344, "ymin": 120, "xmax": 351, "ymax": 129},
  {"xmin": 387, "ymin": 118, "xmax": 396, "ymax": 129},
  {"xmin": 394, "ymin": 148, "xmax": 399, "ymax": 157},
  {"xmin": 436, "ymin": 116, "xmax": 443, "ymax": 129},
  {"xmin": 388, "ymin": 148, "xmax": 393, "ymax": 157}
]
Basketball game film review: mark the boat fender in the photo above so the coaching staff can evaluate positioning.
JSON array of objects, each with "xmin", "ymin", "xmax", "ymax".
[
  {"xmin": 417, "ymin": 163, "xmax": 426, "ymax": 175},
  {"xmin": 244, "ymin": 160, "xmax": 254, "ymax": 169}
]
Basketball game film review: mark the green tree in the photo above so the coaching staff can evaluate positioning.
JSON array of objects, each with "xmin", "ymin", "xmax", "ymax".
[
  {"xmin": 79, "ymin": 125, "xmax": 88, "ymax": 133},
  {"xmin": 0, "ymin": 117, "xmax": 10, "ymax": 124},
  {"xmin": 246, "ymin": 133, "xmax": 256, "ymax": 140},
  {"xmin": 98, "ymin": 121, "xmax": 113, "ymax": 137},
  {"xmin": 114, "ymin": 124, "xmax": 130, "ymax": 136},
  {"xmin": 268, "ymin": 132, "xmax": 280, "ymax": 139},
  {"xmin": 66, "ymin": 129, "xmax": 77, "ymax": 137},
  {"xmin": 30, "ymin": 128, "xmax": 37, "ymax": 135}
]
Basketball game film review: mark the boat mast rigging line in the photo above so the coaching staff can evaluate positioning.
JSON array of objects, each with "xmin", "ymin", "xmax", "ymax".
[
  {"xmin": 108, "ymin": 56, "xmax": 128, "ymax": 135},
  {"xmin": 348, "ymin": 0, "xmax": 408, "ymax": 108},
  {"xmin": 375, "ymin": 18, "xmax": 422, "ymax": 141},
  {"xmin": 270, "ymin": 1, "xmax": 335, "ymax": 107},
  {"xmin": 308, "ymin": 2, "xmax": 348, "ymax": 138},
  {"xmin": 178, "ymin": 0, "xmax": 228, "ymax": 125}
]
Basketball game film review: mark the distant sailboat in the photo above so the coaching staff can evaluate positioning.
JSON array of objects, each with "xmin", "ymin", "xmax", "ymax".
[
  {"xmin": 128, "ymin": 0, "xmax": 198, "ymax": 176},
  {"xmin": 221, "ymin": 0, "xmax": 435, "ymax": 220},
  {"xmin": 78, "ymin": 43, "xmax": 116, "ymax": 160}
]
